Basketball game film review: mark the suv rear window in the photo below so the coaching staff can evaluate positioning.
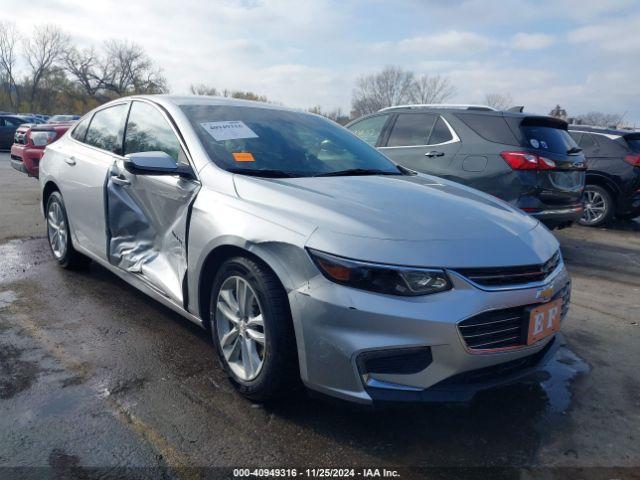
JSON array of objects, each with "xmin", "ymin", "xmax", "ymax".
[
  {"xmin": 521, "ymin": 125, "xmax": 577, "ymax": 154},
  {"xmin": 454, "ymin": 114, "xmax": 519, "ymax": 145},
  {"xmin": 624, "ymin": 134, "xmax": 640, "ymax": 152}
]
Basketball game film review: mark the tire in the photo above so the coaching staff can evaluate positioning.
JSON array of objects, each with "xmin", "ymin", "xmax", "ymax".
[
  {"xmin": 579, "ymin": 185, "xmax": 614, "ymax": 227},
  {"xmin": 209, "ymin": 256, "xmax": 298, "ymax": 401},
  {"xmin": 45, "ymin": 191, "xmax": 91, "ymax": 269}
]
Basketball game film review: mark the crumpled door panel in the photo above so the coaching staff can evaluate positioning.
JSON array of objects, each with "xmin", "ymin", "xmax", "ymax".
[{"xmin": 106, "ymin": 161, "xmax": 199, "ymax": 305}]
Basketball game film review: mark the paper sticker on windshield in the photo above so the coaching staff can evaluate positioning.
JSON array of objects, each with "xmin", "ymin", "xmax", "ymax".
[
  {"xmin": 232, "ymin": 152, "xmax": 255, "ymax": 162},
  {"xmin": 530, "ymin": 139, "xmax": 540, "ymax": 149},
  {"xmin": 200, "ymin": 121, "xmax": 258, "ymax": 141}
]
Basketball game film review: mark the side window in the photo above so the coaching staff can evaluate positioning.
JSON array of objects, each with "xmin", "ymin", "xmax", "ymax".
[
  {"xmin": 347, "ymin": 115, "xmax": 388, "ymax": 146},
  {"xmin": 6, "ymin": 117, "xmax": 23, "ymax": 126},
  {"xmin": 124, "ymin": 101, "xmax": 185, "ymax": 164},
  {"xmin": 84, "ymin": 104, "xmax": 128, "ymax": 154},
  {"xmin": 579, "ymin": 133, "xmax": 597, "ymax": 150},
  {"xmin": 71, "ymin": 115, "xmax": 91, "ymax": 142},
  {"xmin": 386, "ymin": 113, "xmax": 437, "ymax": 147},
  {"xmin": 427, "ymin": 117, "xmax": 454, "ymax": 145}
]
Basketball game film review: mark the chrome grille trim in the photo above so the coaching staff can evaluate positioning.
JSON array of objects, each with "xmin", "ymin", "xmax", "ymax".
[
  {"xmin": 458, "ymin": 282, "xmax": 570, "ymax": 352},
  {"xmin": 451, "ymin": 251, "xmax": 562, "ymax": 291}
]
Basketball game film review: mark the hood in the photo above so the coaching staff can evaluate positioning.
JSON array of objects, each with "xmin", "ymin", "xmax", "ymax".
[{"xmin": 233, "ymin": 173, "xmax": 538, "ymax": 241}]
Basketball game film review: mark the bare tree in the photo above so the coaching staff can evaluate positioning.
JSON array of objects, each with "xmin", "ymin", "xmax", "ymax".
[
  {"xmin": 351, "ymin": 66, "xmax": 415, "ymax": 116},
  {"xmin": 575, "ymin": 111, "xmax": 624, "ymax": 128},
  {"xmin": 308, "ymin": 105, "xmax": 349, "ymax": 124},
  {"xmin": 65, "ymin": 46, "xmax": 109, "ymax": 98},
  {"xmin": 23, "ymin": 24, "xmax": 69, "ymax": 109},
  {"xmin": 189, "ymin": 83, "xmax": 219, "ymax": 96},
  {"xmin": 484, "ymin": 92, "xmax": 513, "ymax": 110},
  {"xmin": 0, "ymin": 21, "xmax": 20, "ymax": 110},
  {"xmin": 102, "ymin": 40, "xmax": 167, "ymax": 95},
  {"xmin": 410, "ymin": 74, "xmax": 456, "ymax": 104}
]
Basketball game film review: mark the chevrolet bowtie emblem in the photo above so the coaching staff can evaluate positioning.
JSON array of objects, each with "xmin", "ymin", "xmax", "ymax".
[{"xmin": 536, "ymin": 284, "xmax": 554, "ymax": 301}]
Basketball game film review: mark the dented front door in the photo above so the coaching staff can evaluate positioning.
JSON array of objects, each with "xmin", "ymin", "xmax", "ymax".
[
  {"xmin": 105, "ymin": 99, "xmax": 200, "ymax": 306},
  {"xmin": 106, "ymin": 163, "xmax": 199, "ymax": 305}
]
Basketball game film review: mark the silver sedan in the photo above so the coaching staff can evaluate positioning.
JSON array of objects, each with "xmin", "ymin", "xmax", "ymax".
[{"xmin": 39, "ymin": 95, "xmax": 570, "ymax": 404}]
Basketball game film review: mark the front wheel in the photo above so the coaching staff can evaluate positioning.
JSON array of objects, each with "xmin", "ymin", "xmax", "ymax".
[
  {"xmin": 46, "ymin": 191, "xmax": 91, "ymax": 269},
  {"xmin": 580, "ymin": 185, "xmax": 614, "ymax": 227},
  {"xmin": 209, "ymin": 256, "xmax": 298, "ymax": 401}
]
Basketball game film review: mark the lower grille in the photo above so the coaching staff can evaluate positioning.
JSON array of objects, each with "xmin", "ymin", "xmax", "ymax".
[
  {"xmin": 458, "ymin": 283, "xmax": 570, "ymax": 351},
  {"xmin": 454, "ymin": 251, "xmax": 561, "ymax": 288}
]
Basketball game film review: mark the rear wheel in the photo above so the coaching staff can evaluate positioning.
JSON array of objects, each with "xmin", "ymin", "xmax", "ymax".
[
  {"xmin": 46, "ymin": 191, "xmax": 91, "ymax": 269},
  {"xmin": 580, "ymin": 185, "xmax": 614, "ymax": 227},
  {"xmin": 209, "ymin": 256, "xmax": 298, "ymax": 401}
]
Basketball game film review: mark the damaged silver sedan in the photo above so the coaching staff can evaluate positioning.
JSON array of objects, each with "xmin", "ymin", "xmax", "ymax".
[{"xmin": 39, "ymin": 95, "xmax": 571, "ymax": 404}]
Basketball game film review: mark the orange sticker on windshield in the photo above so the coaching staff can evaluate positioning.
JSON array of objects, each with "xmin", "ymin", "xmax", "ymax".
[{"xmin": 232, "ymin": 152, "xmax": 255, "ymax": 162}]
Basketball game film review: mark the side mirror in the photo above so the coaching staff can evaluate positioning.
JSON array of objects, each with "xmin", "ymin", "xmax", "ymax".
[{"xmin": 123, "ymin": 151, "xmax": 193, "ymax": 177}]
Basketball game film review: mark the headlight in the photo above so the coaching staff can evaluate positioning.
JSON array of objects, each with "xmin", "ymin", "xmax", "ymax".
[
  {"xmin": 30, "ymin": 131, "xmax": 57, "ymax": 147},
  {"xmin": 307, "ymin": 248, "xmax": 452, "ymax": 296}
]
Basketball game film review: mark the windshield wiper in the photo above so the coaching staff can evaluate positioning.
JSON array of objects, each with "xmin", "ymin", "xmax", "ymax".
[
  {"xmin": 226, "ymin": 168, "xmax": 300, "ymax": 178},
  {"xmin": 313, "ymin": 168, "xmax": 402, "ymax": 177},
  {"xmin": 567, "ymin": 146, "xmax": 583, "ymax": 154}
]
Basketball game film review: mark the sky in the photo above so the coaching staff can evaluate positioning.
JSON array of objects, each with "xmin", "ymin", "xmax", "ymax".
[{"xmin": 4, "ymin": 0, "xmax": 640, "ymax": 124}]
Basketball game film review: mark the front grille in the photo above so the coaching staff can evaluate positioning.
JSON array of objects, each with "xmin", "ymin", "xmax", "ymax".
[
  {"xmin": 454, "ymin": 251, "xmax": 561, "ymax": 288},
  {"xmin": 458, "ymin": 282, "xmax": 570, "ymax": 351}
]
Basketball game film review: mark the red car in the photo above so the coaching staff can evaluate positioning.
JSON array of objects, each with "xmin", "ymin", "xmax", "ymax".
[{"xmin": 10, "ymin": 122, "xmax": 73, "ymax": 178}]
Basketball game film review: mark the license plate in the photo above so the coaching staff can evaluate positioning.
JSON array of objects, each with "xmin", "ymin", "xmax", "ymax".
[{"xmin": 527, "ymin": 299, "xmax": 562, "ymax": 344}]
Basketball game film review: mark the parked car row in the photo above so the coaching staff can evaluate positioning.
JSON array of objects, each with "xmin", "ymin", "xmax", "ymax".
[
  {"xmin": 346, "ymin": 105, "xmax": 587, "ymax": 230},
  {"xmin": 1, "ymin": 113, "xmax": 79, "ymax": 151}
]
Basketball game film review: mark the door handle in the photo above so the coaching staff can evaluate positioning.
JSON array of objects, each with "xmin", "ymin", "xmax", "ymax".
[
  {"xmin": 110, "ymin": 175, "xmax": 131, "ymax": 187},
  {"xmin": 425, "ymin": 151, "xmax": 445, "ymax": 158},
  {"xmin": 64, "ymin": 156, "xmax": 76, "ymax": 166}
]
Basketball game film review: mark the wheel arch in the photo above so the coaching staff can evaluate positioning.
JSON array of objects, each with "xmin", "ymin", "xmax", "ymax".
[
  {"xmin": 585, "ymin": 173, "xmax": 620, "ymax": 204},
  {"xmin": 196, "ymin": 241, "xmax": 299, "ymax": 330},
  {"xmin": 42, "ymin": 180, "xmax": 60, "ymax": 215}
]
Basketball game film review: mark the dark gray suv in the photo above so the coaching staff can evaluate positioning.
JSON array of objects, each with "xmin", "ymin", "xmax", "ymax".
[{"xmin": 347, "ymin": 105, "xmax": 586, "ymax": 229}]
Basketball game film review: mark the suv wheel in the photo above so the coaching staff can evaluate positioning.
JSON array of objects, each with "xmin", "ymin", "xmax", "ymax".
[
  {"xmin": 580, "ymin": 185, "xmax": 614, "ymax": 227},
  {"xmin": 46, "ymin": 191, "xmax": 91, "ymax": 269},
  {"xmin": 209, "ymin": 256, "xmax": 297, "ymax": 401}
]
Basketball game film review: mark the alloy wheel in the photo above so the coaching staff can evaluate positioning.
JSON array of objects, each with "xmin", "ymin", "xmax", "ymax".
[
  {"xmin": 47, "ymin": 200, "xmax": 68, "ymax": 259},
  {"xmin": 582, "ymin": 189, "xmax": 607, "ymax": 225},
  {"xmin": 215, "ymin": 276, "xmax": 266, "ymax": 381}
]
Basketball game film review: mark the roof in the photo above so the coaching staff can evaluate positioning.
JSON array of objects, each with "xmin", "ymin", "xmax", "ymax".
[
  {"xmin": 135, "ymin": 94, "xmax": 296, "ymax": 112},
  {"xmin": 568, "ymin": 125, "xmax": 638, "ymax": 137}
]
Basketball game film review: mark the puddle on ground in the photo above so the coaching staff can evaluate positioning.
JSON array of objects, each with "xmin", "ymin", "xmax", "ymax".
[
  {"xmin": 0, "ymin": 290, "xmax": 17, "ymax": 309},
  {"xmin": 539, "ymin": 344, "xmax": 589, "ymax": 414},
  {"xmin": 0, "ymin": 237, "xmax": 50, "ymax": 282}
]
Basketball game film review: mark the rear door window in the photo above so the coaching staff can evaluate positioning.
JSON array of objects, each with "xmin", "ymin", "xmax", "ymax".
[
  {"xmin": 347, "ymin": 115, "xmax": 388, "ymax": 146},
  {"xmin": 427, "ymin": 116, "xmax": 454, "ymax": 144},
  {"xmin": 71, "ymin": 116, "xmax": 91, "ymax": 142},
  {"xmin": 386, "ymin": 113, "xmax": 437, "ymax": 147},
  {"xmin": 84, "ymin": 104, "xmax": 128, "ymax": 154},
  {"xmin": 521, "ymin": 126, "xmax": 578, "ymax": 154}
]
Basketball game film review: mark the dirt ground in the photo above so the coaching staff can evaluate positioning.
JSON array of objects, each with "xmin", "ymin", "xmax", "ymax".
[{"xmin": 0, "ymin": 153, "xmax": 638, "ymax": 479}]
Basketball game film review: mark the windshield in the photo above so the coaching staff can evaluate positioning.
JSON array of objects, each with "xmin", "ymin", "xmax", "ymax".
[
  {"xmin": 521, "ymin": 126, "xmax": 578, "ymax": 155},
  {"xmin": 181, "ymin": 104, "xmax": 402, "ymax": 177}
]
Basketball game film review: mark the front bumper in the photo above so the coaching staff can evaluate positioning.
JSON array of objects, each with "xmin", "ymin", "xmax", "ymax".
[{"xmin": 292, "ymin": 264, "xmax": 571, "ymax": 404}]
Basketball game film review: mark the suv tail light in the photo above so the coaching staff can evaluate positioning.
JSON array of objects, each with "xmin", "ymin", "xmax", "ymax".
[
  {"xmin": 624, "ymin": 154, "xmax": 640, "ymax": 167},
  {"xmin": 500, "ymin": 151, "xmax": 556, "ymax": 170},
  {"xmin": 29, "ymin": 130, "xmax": 57, "ymax": 147}
]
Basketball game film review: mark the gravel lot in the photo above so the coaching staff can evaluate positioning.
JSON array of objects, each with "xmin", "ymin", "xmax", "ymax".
[{"xmin": 0, "ymin": 152, "xmax": 639, "ymax": 478}]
